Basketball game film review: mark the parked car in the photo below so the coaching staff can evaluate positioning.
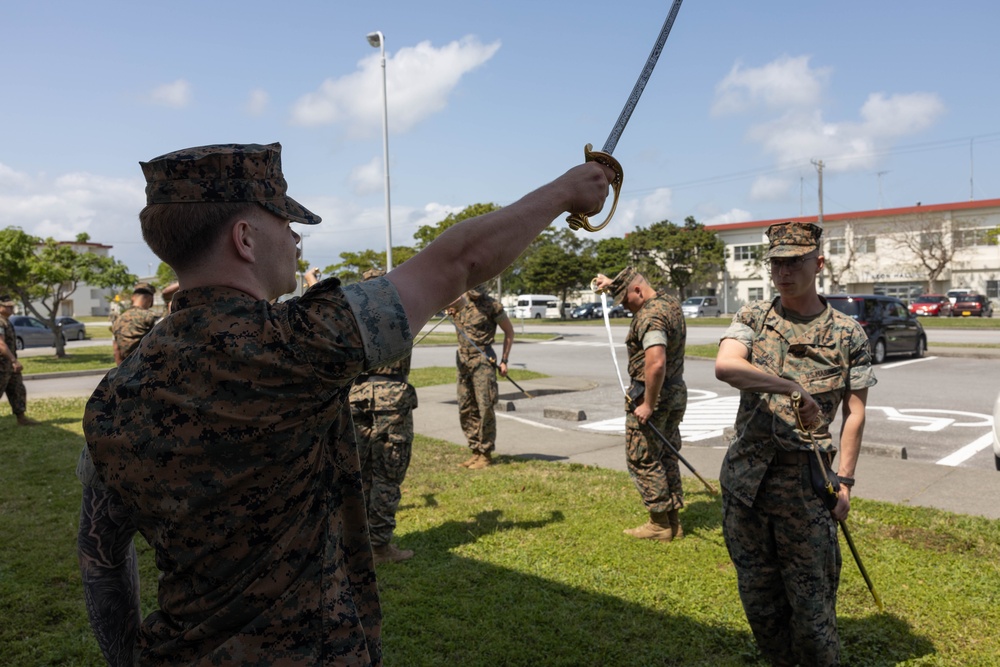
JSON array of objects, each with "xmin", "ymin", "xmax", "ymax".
[
  {"xmin": 823, "ymin": 294, "xmax": 927, "ymax": 364},
  {"xmin": 10, "ymin": 315, "xmax": 64, "ymax": 349},
  {"xmin": 951, "ymin": 294, "xmax": 993, "ymax": 318},
  {"xmin": 993, "ymin": 389, "xmax": 1000, "ymax": 471},
  {"xmin": 946, "ymin": 288, "xmax": 973, "ymax": 305},
  {"xmin": 571, "ymin": 302, "xmax": 603, "ymax": 320},
  {"xmin": 908, "ymin": 294, "xmax": 953, "ymax": 317},
  {"xmin": 56, "ymin": 316, "xmax": 87, "ymax": 340},
  {"xmin": 681, "ymin": 295, "xmax": 722, "ymax": 318},
  {"xmin": 606, "ymin": 304, "xmax": 632, "ymax": 318}
]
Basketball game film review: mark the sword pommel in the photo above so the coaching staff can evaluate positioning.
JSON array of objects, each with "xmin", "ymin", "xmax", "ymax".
[{"xmin": 566, "ymin": 144, "xmax": 623, "ymax": 232}]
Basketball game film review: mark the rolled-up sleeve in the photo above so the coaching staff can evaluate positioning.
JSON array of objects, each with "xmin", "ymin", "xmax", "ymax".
[{"xmin": 342, "ymin": 277, "xmax": 413, "ymax": 369}]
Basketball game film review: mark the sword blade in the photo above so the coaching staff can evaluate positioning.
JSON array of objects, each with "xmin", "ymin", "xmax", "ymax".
[{"xmin": 602, "ymin": 0, "xmax": 684, "ymax": 155}]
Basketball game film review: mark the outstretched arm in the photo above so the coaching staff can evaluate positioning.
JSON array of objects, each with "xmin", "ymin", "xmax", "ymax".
[
  {"xmin": 78, "ymin": 486, "xmax": 141, "ymax": 666},
  {"xmin": 388, "ymin": 162, "xmax": 613, "ymax": 334}
]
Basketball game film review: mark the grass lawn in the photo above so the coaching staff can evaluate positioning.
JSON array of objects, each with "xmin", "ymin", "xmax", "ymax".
[{"xmin": 1, "ymin": 397, "xmax": 999, "ymax": 666}]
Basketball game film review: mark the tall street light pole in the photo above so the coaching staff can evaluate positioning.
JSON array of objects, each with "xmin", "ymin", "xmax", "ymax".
[{"xmin": 366, "ymin": 30, "xmax": 393, "ymax": 271}]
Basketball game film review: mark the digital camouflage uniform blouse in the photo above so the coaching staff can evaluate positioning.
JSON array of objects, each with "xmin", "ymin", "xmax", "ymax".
[
  {"xmin": 453, "ymin": 291, "xmax": 506, "ymax": 366},
  {"xmin": 84, "ymin": 276, "xmax": 411, "ymax": 666},
  {"xmin": 718, "ymin": 297, "xmax": 877, "ymax": 507},
  {"xmin": 625, "ymin": 292, "xmax": 686, "ymax": 390},
  {"xmin": 111, "ymin": 306, "xmax": 159, "ymax": 360}
]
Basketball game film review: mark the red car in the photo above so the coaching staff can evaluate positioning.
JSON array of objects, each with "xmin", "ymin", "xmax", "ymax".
[{"xmin": 909, "ymin": 294, "xmax": 952, "ymax": 317}]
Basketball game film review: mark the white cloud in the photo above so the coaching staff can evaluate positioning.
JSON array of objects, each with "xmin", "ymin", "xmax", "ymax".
[
  {"xmin": 245, "ymin": 88, "xmax": 269, "ymax": 116},
  {"xmin": 348, "ymin": 157, "xmax": 385, "ymax": 196},
  {"xmin": 145, "ymin": 79, "xmax": 193, "ymax": 108},
  {"xmin": 290, "ymin": 36, "xmax": 501, "ymax": 137},
  {"xmin": 0, "ymin": 164, "xmax": 150, "ymax": 272},
  {"xmin": 704, "ymin": 209, "xmax": 753, "ymax": 226},
  {"xmin": 712, "ymin": 55, "xmax": 829, "ymax": 116},
  {"xmin": 712, "ymin": 56, "xmax": 945, "ymax": 176},
  {"xmin": 750, "ymin": 175, "xmax": 793, "ymax": 201}
]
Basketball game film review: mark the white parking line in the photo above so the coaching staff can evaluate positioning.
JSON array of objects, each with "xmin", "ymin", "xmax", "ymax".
[
  {"xmin": 936, "ymin": 433, "xmax": 995, "ymax": 466},
  {"xmin": 880, "ymin": 356, "xmax": 938, "ymax": 370},
  {"xmin": 496, "ymin": 413, "xmax": 565, "ymax": 431}
]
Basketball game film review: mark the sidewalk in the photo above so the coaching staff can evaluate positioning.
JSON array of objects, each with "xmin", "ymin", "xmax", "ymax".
[{"xmin": 414, "ymin": 375, "xmax": 1000, "ymax": 521}]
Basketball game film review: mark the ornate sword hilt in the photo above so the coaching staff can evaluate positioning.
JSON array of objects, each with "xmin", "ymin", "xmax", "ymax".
[{"xmin": 565, "ymin": 144, "xmax": 623, "ymax": 233}]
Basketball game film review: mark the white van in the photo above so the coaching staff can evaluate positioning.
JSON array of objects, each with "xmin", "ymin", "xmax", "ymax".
[{"xmin": 514, "ymin": 294, "xmax": 559, "ymax": 319}]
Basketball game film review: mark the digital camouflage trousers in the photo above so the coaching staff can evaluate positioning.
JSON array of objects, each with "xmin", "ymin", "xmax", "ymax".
[
  {"xmin": 624, "ymin": 383, "xmax": 686, "ymax": 513},
  {"xmin": 722, "ymin": 463, "xmax": 843, "ymax": 666},
  {"xmin": 456, "ymin": 357, "xmax": 497, "ymax": 454},
  {"xmin": 352, "ymin": 407, "xmax": 414, "ymax": 547},
  {"xmin": 0, "ymin": 367, "xmax": 27, "ymax": 416}
]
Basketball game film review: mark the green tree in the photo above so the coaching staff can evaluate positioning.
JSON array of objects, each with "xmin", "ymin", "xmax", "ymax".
[
  {"xmin": 628, "ymin": 217, "xmax": 726, "ymax": 299},
  {"xmin": 593, "ymin": 237, "xmax": 632, "ymax": 277},
  {"xmin": 154, "ymin": 262, "xmax": 178, "ymax": 288},
  {"xmin": 412, "ymin": 203, "xmax": 501, "ymax": 250},
  {"xmin": 0, "ymin": 227, "xmax": 135, "ymax": 357},
  {"xmin": 520, "ymin": 228, "xmax": 596, "ymax": 316},
  {"xmin": 322, "ymin": 246, "xmax": 416, "ymax": 284}
]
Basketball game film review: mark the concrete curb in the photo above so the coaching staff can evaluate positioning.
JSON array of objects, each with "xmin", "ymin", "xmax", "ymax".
[{"xmin": 22, "ymin": 368, "xmax": 112, "ymax": 381}]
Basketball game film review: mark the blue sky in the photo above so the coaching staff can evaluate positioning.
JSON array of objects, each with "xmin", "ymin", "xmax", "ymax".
[{"xmin": 2, "ymin": 1, "xmax": 998, "ymax": 275}]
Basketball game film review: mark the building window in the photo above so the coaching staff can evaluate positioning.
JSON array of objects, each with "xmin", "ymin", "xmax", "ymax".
[
  {"xmin": 857, "ymin": 236, "xmax": 877, "ymax": 253},
  {"xmin": 987, "ymin": 280, "xmax": 999, "ymax": 301},
  {"xmin": 954, "ymin": 227, "xmax": 992, "ymax": 248},
  {"xmin": 734, "ymin": 244, "xmax": 763, "ymax": 261},
  {"xmin": 827, "ymin": 238, "xmax": 846, "ymax": 255},
  {"xmin": 747, "ymin": 287, "xmax": 764, "ymax": 301},
  {"xmin": 921, "ymin": 231, "xmax": 942, "ymax": 250}
]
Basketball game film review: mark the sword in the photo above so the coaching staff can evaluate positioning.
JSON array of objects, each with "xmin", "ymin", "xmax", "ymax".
[
  {"xmin": 413, "ymin": 313, "xmax": 449, "ymax": 346},
  {"xmin": 566, "ymin": 0, "xmax": 685, "ymax": 233},
  {"xmin": 449, "ymin": 316, "xmax": 534, "ymax": 399}
]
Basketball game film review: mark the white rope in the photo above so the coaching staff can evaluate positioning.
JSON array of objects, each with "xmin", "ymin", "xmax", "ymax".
[{"xmin": 598, "ymin": 291, "xmax": 629, "ymax": 396}]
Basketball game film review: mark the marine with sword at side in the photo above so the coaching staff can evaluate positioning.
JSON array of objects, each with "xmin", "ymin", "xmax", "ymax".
[
  {"xmin": 446, "ymin": 288, "xmax": 515, "ymax": 470},
  {"xmin": 593, "ymin": 267, "xmax": 689, "ymax": 542},
  {"xmin": 715, "ymin": 222, "xmax": 877, "ymax": 666}
]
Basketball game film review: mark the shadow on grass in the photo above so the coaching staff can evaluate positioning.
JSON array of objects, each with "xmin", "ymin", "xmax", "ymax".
[{"xmin": 377, "ymin": 507, "xmax": 934, "ymax": 667}]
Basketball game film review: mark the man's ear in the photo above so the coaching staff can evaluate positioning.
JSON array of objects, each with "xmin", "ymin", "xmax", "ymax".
[
  {"xmin": 231, "ymin": 218, "xmax": 256, "ymax": 263},
  {"xmin": 815, "ymin": 255, "xmax": 825, "ymax": 273}
]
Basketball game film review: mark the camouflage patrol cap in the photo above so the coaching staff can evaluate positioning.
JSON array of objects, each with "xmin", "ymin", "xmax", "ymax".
[
  {"xmin": 0, "ymin": 296, "xmax": 15, "ymax": 307},
  {"xmin": 604, "ymin": 266, "xmax": 638, "ymax": 305},
  {"xmin": 764, "ymin": 221, "xmax": 822, "ymax": 259},
  {"xmin": 161, "ymin": 282, "xmax": 180, "ymax": 300},
  {"xmin": 133, "ymin": 282, "xmax": 156, "ymax": 295},
  {"xmin": 361, "ymin": 268, "xmax": 386, "ymax": 281},
  {"xmin": 140, "ymin": 142, "xmax": 321, "ymax": 225}
]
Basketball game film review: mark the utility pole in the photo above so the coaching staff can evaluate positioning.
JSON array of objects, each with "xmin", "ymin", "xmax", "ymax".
[
  {"xmin": 970, "ymin": 137, "xmax": 975, "ymax": 201},
  {"xmin": 877, "ymin": 171, "xmax": 889, "ymax": 209},
  {"xmin": 811, "ymin": 159, "xmax": 824, "ymax": 226}
]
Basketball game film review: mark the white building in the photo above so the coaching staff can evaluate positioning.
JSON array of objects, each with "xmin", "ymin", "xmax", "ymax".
[
  {"xmin": 711, "ymin": 198, "xmax": 1000, "ymax": 314},
  {"xmin": 25, "ymin": 240, "xmax": 119, "ymax": 317}
]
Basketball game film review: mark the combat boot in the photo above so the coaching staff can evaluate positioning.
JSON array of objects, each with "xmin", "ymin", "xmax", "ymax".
[
  {"xmin": 458, "ymin": 452, "xmax": 480, "ymax": 468},
  {"xmin": 373, "ymin": 543, "xmax": 414, "ymax": 565},
  {"xmin": 466, "ymin": 452, "xmax": 493, "ymax": 470},
  {"xmin": 668, "ymin": 509, "xmax": 684, "ymax": 540},
  {"xmin": 623, "ymin": 511, "xmax": 674, "ymax": 542}
]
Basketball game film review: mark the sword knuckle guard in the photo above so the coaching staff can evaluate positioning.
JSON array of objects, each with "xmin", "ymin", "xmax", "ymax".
[{"xmin": 565, "ymin": 145, "xmax": 623, "ymax": 233}]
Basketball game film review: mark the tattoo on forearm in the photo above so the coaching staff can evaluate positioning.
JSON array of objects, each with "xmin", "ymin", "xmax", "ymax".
[{"xmin": 78, "ymin": 486, "xmax": 141, "ymax": 667}]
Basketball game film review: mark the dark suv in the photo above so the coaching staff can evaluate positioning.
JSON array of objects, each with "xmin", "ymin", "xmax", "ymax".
[{"xmin": 823, "ymin": 294, "xmax": 927, "ymax": 364}]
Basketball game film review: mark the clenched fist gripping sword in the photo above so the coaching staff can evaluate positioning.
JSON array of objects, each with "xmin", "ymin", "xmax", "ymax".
[
  {"xmin": 791, "ymin": 391, "xmax": 884, "ymax": 611},
  {"xmin": 566, "ymin": 0, "xmax": 685, "ymax": 233}
]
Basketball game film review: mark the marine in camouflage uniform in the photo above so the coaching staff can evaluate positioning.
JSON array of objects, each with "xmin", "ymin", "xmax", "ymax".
[
  {"xmin": 0, "ymin": 297, "xmax": 37, "ymax": 426},
  {"xmin": 348, "ymin": 269, "xmax": 418, "ymax": 565},
  {"xmin": 111, "ymin": 282, "xmax": 159, "ymax": 364},
  {"xmin": 448, "ymin": 289, "xmax": 514, "ymax": 470},
  {"xmin": 716, "ymin": 222, "xmax": 876, "ymax": 666},
  {"xmin": 75, "ymin": 142, "xmax": 615, "ymax": 665},
  {"xmin": 596, "ymin": 267, "xmax": 687, "ymax": 542}
]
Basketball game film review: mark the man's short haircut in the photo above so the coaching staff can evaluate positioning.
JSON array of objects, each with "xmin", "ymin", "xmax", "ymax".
[{"xmin": 140, "ymin": 201, "xmax": 262, "ymax": 272}]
